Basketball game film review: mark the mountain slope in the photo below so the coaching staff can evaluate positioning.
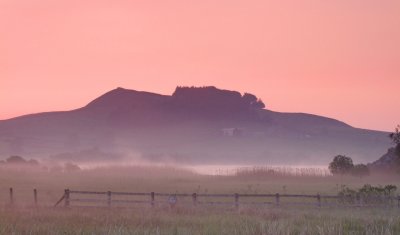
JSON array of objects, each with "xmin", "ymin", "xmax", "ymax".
[{"xmin": 0, "ymin": 86, "xmax": 390, "ymax": 165}]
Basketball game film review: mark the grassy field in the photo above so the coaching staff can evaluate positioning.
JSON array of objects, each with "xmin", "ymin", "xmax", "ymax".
[
  {"xmin": 0, "ymin": 206, "xmax": 399, "ymax": 235},
  {"xmin": 0, "ymin": 165, "xmax": 399, "ymax": 234}
]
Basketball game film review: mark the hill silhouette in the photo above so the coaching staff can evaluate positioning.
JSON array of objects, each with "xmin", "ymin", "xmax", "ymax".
[{"xmin": 0, "ymin": 86, "xmax": 390, "ymax": 165}]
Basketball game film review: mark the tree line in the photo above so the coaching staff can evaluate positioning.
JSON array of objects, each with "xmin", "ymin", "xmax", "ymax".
[{"xmin": 329, "ymin": 124, "xmax": 400, "ymax": 176}]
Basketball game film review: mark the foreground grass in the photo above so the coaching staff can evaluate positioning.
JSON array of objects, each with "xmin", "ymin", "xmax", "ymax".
[
  {"xmin": 0, "ymin": 165, "xmax": 399, "ymax": 234},
  {"xmin": 0, "ymin": 206, "xmax": 399, "ymax": 235}
]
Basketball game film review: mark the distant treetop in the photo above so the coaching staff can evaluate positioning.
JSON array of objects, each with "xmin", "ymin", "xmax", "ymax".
[
  {"xmin": 172, "ymin": 86, "xmax": 266, "ymax": 111},
  {"xmin": 3, "ymin": 155, "xmax": 39, "ymax": 166},
  {"xmin": 389, "ymin": 125, "xmax": 400, "ymax": 157},
  {"xmin": 389, "ymin": 125, "xmax": 400, "ymax": 145}
]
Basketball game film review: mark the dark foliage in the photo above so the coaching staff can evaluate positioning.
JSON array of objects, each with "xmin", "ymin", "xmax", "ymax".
[
  {"xmin": 242, "ymin": 93, "xmax": 265, "ymax": 109},
  {"xmin": 2, "ymin": 155, "xmax": 39, "ymax": 166},
  {"xmin": 389, "ymin": 125, "xmax": 400, "ymax": 145},
  {"xmin": 329, "ymin": 155, "xmax": 354, "ymax": 175},
  {"xmin": 242, "ymin": 93, "xmax": 257, "ymax": 104},
  {"xmin": 351, "ymin": 164, "xmax": 370, "ymax": 178},
  {"xmin": 6, "ymin": 155, "xmax": 27, "ymax": 164},
  {"xmin": 171, "ymin": 86, "xmax": 265, "ymax": 119},
  {"xmin": 388, "ymin": 125, "xmax": 400, "ymax": 171},
  {"xmin": 396, "ymin": 144, "xmax": 400, "ymax": 158},
  {"xmin": 338, "ymin": 184, "xmax": 397, "ymax": 204},
  {"xmin": 64, "ymin": 162, "xmax": 81, "ymax": 172}
]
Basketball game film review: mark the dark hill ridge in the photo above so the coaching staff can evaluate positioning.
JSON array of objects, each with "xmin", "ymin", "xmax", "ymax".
[
  {"xmin": 85, "ymin": 87, "xmax": 168, "ymax": 110},
  {"xmin": 80, "ymin": 86, "xmax": 349, "ymax": 126},
  {"xmin": 369, "ymin": 147, "xmax": 399, "ymax": 169},
  {"xmin": 84, "ymin": 86, "xmax": 266, "ymax": 120},
  {"xmin": 0, "ymin": 86, "xmax": 390, "ymax": 165}
]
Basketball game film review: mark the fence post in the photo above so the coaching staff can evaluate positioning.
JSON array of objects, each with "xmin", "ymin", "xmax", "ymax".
[
  {"xmin": 107, "ymin": 191, "xmax": 112, "ymax": 207},
  {"xmin": 356, "ymin": 193, "xmax": 360, "ymax": 207},
  {"xmin": 151, "ymin": 192, "xmax": 155, "ymax": 207},
  {"xmin": 275, "ymin": 193, "xmax": 280, "ymax": 206},
  {"xmin": 34, "ymin": 189, "xmax": 38, "ymax": 206},
  {"xmin": 9, "ymin": 188, "xmax": 13, "ymax": 205},
  {"xmin": 235, "ymin": 193, "xmax": 239, "ymax": 210},
  {"xmin": 398, "ymin": 196, "xmax": 400, "ymax": 208},
  {"xmin": 64, "ymin": 189, "xmax": 70, "ymax": 207},
  {"xmin": 339, "ymin": 194, "xmax": 344, "ymax": 206},
  {"xmin": 317, "ymin": 194, "xmax": 321, "ymax": 207},
  {"xmin": 192, "ymin": 193, "xmax": 197, "ymax": 206}
]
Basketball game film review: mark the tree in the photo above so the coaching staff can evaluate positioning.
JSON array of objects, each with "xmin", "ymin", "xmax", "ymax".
[
  {"xmin": 329, "ymin": 155, "xmax": 354, "ymax": 175},
  {"xmin": 351, "ymin": 164, "xmax": 370, "ymax": 178},
  {"xmin": 389, "ymin": 125, "xmax": 400, "ymax": 156},
  {"xmin": 252, "ymin": 99, "xmax": 265, "ymax": 109},
  {"xmin": 64, "ymin": 162, "xmax": 81, "ymax": 172},
  {"xmin": 242, "ymin": 93, "xmax": 265, "ymax": 109},
  {"xmin": 389, "ymin": 125, "xmax": 400, "ymax": 144},
  {"xmin": 242, "ymin": 93, "xmax": 257, "ymax": 104},
  {"xmin": 6, "ymin": 155, "xmax": 27, "ymax": 164}
]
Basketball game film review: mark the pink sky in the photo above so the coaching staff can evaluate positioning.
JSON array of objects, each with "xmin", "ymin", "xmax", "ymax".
[{"xmin": 1, "ymin": 0, "xmax": 399, "ymax": 131}]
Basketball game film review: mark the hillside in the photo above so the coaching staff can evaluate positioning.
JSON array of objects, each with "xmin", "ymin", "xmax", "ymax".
[{"xmin": 0, "ymin": 86, "xmax": 390, "ymax": 165}]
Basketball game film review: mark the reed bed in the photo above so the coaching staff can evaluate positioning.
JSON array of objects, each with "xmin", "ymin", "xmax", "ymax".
[{"xmin": 233, "ymin": 166, "xmax": 331, "ymax": 178}]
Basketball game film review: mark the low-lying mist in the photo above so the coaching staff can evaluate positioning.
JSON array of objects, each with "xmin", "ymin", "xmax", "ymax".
[{"xmin": 0, "ymin": 87, "xmax": 391, "ymax": 167}]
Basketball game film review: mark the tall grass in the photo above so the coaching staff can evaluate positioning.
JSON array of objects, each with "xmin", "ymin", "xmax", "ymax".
[
  {"xmin": 0, "ymin": 164, "xmax": 399, "ymax": 234},
  {"xmin": 233, "ymin": 166, "xmax": 331, "ymax": 178},
  {"xmin": 0, "ymin": 206, "xmax": 398, "ymax": 235}
]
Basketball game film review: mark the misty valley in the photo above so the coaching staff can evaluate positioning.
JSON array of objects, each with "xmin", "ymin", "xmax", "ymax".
[
  {"xmin": 0, "ymin": 87, "xmax": 391, "ymax": 166},
  {"xmin": 0, "ymin": 87, "xmax": 399, "ymax": 235}
]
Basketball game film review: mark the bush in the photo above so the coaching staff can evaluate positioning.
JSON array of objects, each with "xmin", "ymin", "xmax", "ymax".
[
  {"xmin": 351, "ymin": 164, "xmax": 370, "ymax": 178},
  {"xmin": 337, "ymin": 185, "xmax": 358, "ymax": 204},
  {"xmin": 338, "ymin": 184, "xmax": 397, "ymax": 204},
  {"xmin": 64, "ymin": 162, "xmax": 81, "ymax": 172}
]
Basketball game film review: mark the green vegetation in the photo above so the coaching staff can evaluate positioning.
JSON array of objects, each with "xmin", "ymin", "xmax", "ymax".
[
  {"xmin": 328, "ymin": 124, "xmax": 400, "ymax": 177},
  {"xmin": 0, "ymin": 164, "xmax": 398, "ymax": 234},
  {"xmin": 0, "ymin": 155, "xmax": 38, "ymax": 165},
  {"xmin": 0, "ymin": 207, "xmax": 398, "ymax": 235},
  {"xmin": 390, "ymin": 124, "xmax": 400, "ymax": 160},
  {"xmin": 328, "ymin": 155, "xmax": 354, "ymax": 175},
  {"xmin": 389, "ymin": 125, "xmax": 400, "ymax": 146},
  {"xmin": 337, "ymin": 184, "xmax": 397, "ymax": 204},
  {"xmin": 328, "ymin": 156, "xmax": 369, "ymax": 178},
  {"xmin": 358, "ymin": 184, "xmax": 397, "ymax": 197},
  {"xmin": 351, "ymin": 164, "xmax": 370, "ymax": 178}
]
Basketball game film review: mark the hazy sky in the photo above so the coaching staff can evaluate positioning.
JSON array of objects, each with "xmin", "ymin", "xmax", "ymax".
[{"xmin": 1, "ymin": 0, "xmax": 399, "ymax": 131}]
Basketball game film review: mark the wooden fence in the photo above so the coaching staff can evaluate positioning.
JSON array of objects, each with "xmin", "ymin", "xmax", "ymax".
[
  {"xmin": 6, "ymin": 187, "xmax": 38, "ymax": 206},
  {"xmin": 4, "ymin": 188, "xmax": 400, "ymax": 209},
  {"xmin": 53, "ymin": 189, "xmax": 400, "ymax": 209}
]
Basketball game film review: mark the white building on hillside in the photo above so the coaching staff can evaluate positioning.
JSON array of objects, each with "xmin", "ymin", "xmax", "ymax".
[{"xmin": 221, "ymin": 128, "xmax": 244, "ymax": 137}]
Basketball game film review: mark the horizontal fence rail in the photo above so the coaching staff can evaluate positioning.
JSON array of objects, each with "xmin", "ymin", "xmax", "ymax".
[
  {"xmin": 4, "ymin": 188, "xmax": 399, "ymax": 209},
  {"xmin": 53, "ymin": 189, "xmax": 400, "ymax": 209}
]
